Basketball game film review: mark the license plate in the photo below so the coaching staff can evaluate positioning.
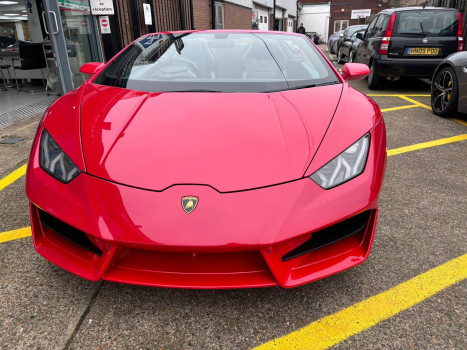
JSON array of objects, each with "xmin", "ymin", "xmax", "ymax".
[{"xmin": 407, "ymin": 47, "xmax": 439, "ymax": 55}]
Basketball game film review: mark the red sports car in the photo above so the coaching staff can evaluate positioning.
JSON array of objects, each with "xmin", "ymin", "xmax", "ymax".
[{"xmin": 26, "ymin": 31, "xmax": 386, "ymax": 288}]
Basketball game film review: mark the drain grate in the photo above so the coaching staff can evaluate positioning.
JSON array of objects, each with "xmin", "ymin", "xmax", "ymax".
[{"xmin": 0, "ymin": 97, "xmax": 57, "ymax": 130}]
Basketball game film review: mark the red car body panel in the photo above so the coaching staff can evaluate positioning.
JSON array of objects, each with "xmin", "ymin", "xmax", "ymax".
[
  {"xmin": 26, "ymin": 30, "xmax": 387, "ymax": 288},
  {"xmin": 79, "ymin": 83, "xmax": 342, "ymax": 192}
]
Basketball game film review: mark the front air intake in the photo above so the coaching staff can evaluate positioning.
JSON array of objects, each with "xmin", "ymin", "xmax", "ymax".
[
  {"xmin": 38, "ymin": 210, "xmax": 102, "ymax": 256},
  {"xmin": 282, "ymin": 211, "xmax": 371, "ymax": 261}
]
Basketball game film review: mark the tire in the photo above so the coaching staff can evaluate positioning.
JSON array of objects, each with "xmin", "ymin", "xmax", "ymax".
[
  {"xmin": 367, "ymin": 60, "xmax": 382, "ymax": 90},
  {"xmin": 337, "ymin": 47, "xmax": 344, "ymax": 64},
  {"xmin": 431, "ymin": 66, "xmax": 458, "ymax": 117}
]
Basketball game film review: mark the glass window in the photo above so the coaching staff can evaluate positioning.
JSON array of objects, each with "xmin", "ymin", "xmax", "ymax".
[
  {"xmin": 334, "ymin": 20, "xmax": 349, "ymax": 33},
  {"xmin": 58, "ymin": 0, "xmax": 100, "ymax": 87},
  {"xmin": 347, "ymin": 25, "xmax": 368, "ymax": 39},
  {"xmin": 94, "ymin": 32, "xmax": 339, "ymax": 93},
  {"xmin": 394, "ymin": 10, "xmax": 458, "ymax": 37},
  {"xmin": 373, "ymin": 15, "xmax": 389, "ymax": 37},
  {"xmin": 260, "ymin": 16, "xmax": 263, "ymax": 23},
  {"xmin": 365, "ymin": 16, "xmax": 379, "ymax": 38},
  {"xmin": 264, "ymin": 16, "xmax": 267, "ymax": 24},
  {"xmin": 215, "ymin": 2, "xmax": 224, "ymax": 29}
]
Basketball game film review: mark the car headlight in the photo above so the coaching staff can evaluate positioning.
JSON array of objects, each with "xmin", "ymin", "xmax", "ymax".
[
  {"xmin": 39, "ymin": 129, "xmax": 80, "ymax": 183},
  {"xmin": 310, "ymin": 133, "xmax": 370, "ymax": 189}
]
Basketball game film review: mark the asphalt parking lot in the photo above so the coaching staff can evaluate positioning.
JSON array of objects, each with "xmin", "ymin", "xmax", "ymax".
[{"xmin": 0, "ymin": 44, "xmax": 466, "ymax": 349}]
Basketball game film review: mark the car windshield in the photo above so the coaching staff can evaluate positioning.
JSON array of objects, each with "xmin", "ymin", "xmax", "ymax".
[
  {"xmin": 347, "ymin": 26, "xmax": 367, "ymax": 37},
  {"xmin": 93, "ymin": 32, "xmax": 339, "ymax": 93},
  {"xmin": 394, "ymin": 10, "xmax": 458, "ymax": 37}
]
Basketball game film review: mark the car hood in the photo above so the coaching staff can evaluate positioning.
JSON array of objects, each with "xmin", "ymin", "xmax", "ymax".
[{"xmin": 80, "ymin": 83, "xmax": 342, "ymax": 192}]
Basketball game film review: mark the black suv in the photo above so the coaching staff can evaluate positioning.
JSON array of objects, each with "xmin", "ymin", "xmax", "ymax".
[{"xmin": 355, "ymin": 7, "xmax": 463, "ymax": 89}]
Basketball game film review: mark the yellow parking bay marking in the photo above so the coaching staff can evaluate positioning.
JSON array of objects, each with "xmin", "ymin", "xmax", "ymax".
[
  {"xmin": 0, "ymin": 164, "xmax": 27, "ymax": 192},
  {"xmin": 398, "ymin": 96, "xmax": 432, "ymax": 110},
  {"xmin": 367, "ymin": 94, "xmax": 431, "ymax": 97},
  {"xmin": 381, "ymin": 105, "xmax": 419, "ymax": 113},
  {"xmin": 369, "ymin": 94, "xmax": 467, "ymax": 127},
  {"xmin": 452, "ymin": 118, "xmax": 467, "ymax": 127},
  {"xmin": 0, "ymin": 226, "xmax": 31, "ymax": 244},
  {"xmin": 387, "ymin": 134, "xmax": 467, "ymax": 156},
  {"xmin": 255, "ymin": 253, "xmax": 467, "ymax": 350}
]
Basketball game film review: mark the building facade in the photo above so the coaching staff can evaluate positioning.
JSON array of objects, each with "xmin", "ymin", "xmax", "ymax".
[{"xmin": 298, "ymin": 0, "xmax": 390, "ymax": 42}]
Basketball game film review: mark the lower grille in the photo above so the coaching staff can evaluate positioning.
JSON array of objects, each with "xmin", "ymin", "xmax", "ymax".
[
  {"xmin": 38, "ymin": 210, "xmax": 102, "ymax": 256},
  {"xmin": 282, "ymin": 211, "xmax": 371, "ymax": 261}
]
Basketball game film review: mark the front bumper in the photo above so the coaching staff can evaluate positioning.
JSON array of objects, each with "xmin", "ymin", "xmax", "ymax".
[{"xmin": 26, "ymin": 120, "xmax": 386, "ymax": 289}]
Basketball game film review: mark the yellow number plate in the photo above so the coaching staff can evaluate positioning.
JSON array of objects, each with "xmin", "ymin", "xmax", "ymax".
[{"xmin": 408, "ymin": 47, "xmax": 439, "ymax": 55}]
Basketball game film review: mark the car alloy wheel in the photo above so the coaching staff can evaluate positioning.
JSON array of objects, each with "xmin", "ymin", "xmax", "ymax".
[
  {"xmin": 431, "ymin": 66, "xmax": 458, "ymax": 117},
  {"xmin": 349, "ymin": 51, "xmax": 354, "ymax": 63}
]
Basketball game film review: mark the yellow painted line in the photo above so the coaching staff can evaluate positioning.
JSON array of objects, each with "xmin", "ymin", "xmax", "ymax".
[
  {"xmin": 452, "ymin": 118, "xmax": 467, "ymax": 127},
  {"xmin": 0, "ymin": 226, "xmax": 31, "ymax": 244},
  {"xmin": 370, "ymin": 94, "xmax": 467, "ymax": 127},
  {"xmin": 367, "ymin": 94, "xmax": 430, "ymax": 97},
  {"xmin": 381, "ymin": 105, "xmax": 419, "ymax": 113},
  {"xmin": 255, "ymin": 253, "xmax": 467, "ymax": 350},
  {"xmin": 387, "ymin": 134, "xmax": 467, "ymax": 156},
  {"xmin": 0, "ymin": 164, "xmax": 27, "ymax": 192},
  {"xmin": 398, "ymin": 96, "xmax": 432, "ymax": 110}
]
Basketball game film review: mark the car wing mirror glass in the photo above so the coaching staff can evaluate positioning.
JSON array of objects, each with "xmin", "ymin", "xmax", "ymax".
[
  {"xmin": 356, "ymin": 32, "xmax": 364, "ymax": 40},
  {"xmin": 341, "ymin": 63, "xmax": 370, "ymax": 81}
]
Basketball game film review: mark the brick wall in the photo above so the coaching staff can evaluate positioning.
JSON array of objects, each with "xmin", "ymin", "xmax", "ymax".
[
  {"xmin": 329, "ymin": 0, "xmax": 389, "ymax": 35},
  {"xmin": 224, "ymin": 2, "xmax": 252, "ymax": 29},
  {"xmin": 193, "ymin": 0, "xmax": 212, "ymax": 29}
]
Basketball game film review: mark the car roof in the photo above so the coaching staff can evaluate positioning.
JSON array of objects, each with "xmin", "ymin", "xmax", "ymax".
[{"xmin": 377, "ymin": 6, "xmax": 458, "ymax": 15}]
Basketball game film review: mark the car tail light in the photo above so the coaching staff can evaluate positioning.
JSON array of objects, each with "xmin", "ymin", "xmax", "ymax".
[
  {"xmin": 458, "ymin": 12, "xmax": 464, "ymax": 52},
  {"xmin": 379, "ymin": 13, "xmax": 396, "ymax": 55}
]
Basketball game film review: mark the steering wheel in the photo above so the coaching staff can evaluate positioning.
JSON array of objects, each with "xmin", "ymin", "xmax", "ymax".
[{"xmin": 152, "ymin": 57, "xmax": 202, "ymax": 78}]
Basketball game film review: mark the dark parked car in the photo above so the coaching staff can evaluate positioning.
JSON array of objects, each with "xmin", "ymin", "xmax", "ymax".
[
  {"xmin": 306, "ymin": 32, "xmax": 321, "ymax": 45},
  {"xmin": 431, "ymin": 51, "xmax": 467, "ymax": 117},
  {"xmin": 328, "ymin": 30, "xmax": 345, "ymax": 54},
  {"xmin": 355, "ymin": 7, "xmax": 463, "ymax": 89},
  {"xmin": 336, "ymin": 25, "xmax": 368, "ymax": 62},
  {"xmin": 0, "ymin": 40, "xmax": 19, "ymax": 53},
  {"xmin": 337, "ymin": 27, "xmax": 368, "ymax": 64},
  {"xmin": 0, "ymin": 36, "xmax": 16, "ymax": 49}
]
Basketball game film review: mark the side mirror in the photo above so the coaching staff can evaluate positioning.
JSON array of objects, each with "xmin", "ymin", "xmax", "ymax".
[
  {"xmin": 356, "ymin": 32, "xmax": 364, "ymax": 40},
  {"xmin": 339, "ymin": 33, "xmax": 344, "ymax": 38},
  {"xmin": 341, "ymin": 63, "xmax": 370, "ymax": 81},
  {"xmin": 79, "ymin": 62, "xmax": 104, "ymax": 76}
]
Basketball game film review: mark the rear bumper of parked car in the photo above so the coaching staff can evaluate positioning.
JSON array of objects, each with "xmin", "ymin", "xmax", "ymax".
[{"xmin": 376, "ymin": 57, "xmax": 444, "ymax": 78}]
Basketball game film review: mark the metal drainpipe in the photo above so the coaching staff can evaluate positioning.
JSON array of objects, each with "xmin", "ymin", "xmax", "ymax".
[
  {"xmin": 211, "ymin": 0, "xmax": 216, "ymax": 29},
  {"xmin": 179, "ymin": 0, "xmax": 186, "ymax": 30},
  {"xmin": 273, "ymin": 0, "xmax": 276, "ymax": 30},
  {"xmin": 296, "ymin": 1, "xmax": 299, "ymax": 31}
]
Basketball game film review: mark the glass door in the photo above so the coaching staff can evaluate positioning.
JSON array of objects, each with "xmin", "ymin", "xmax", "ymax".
[
  {"xmin": 58, "ymin": 0, "xmax": 100, "ymax": 86},
  {"xmin": 42, "ymin": 0, "xmax": 101, "ymax": 93}
]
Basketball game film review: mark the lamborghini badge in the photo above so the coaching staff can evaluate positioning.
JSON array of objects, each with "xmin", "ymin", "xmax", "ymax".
[{"xmin": 182, "ymin": 196, "xmax": 198, "ymax": 214}]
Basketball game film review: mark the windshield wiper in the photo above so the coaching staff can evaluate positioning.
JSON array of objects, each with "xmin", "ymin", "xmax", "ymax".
[
  {"xmin": 420, "ymin": 22, "xmax": 426, "ymax": 35},
  {"xmin": 167, "ymin": 89, "xmax": 223, "ymax": 93},
  {"xmin": 288, "ymin": 81, "xmax": 339, "ymax": 91},
  {"xmin": 264, "ymin": 82, "xmax": 339, "ymax": 93}
]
